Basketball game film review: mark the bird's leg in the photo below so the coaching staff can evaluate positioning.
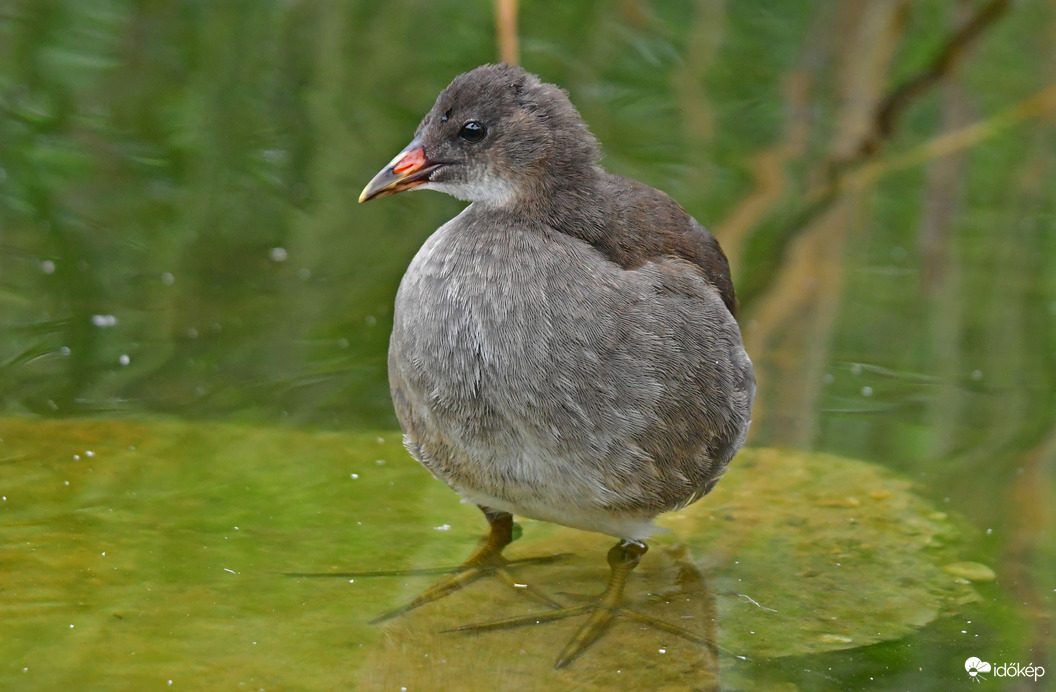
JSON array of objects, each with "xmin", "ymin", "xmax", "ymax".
[
  {"xmin": 553, "ymin": 538, "xmax": 647, "ymax": 668},
  {"xmin": 370, "ymin": 507, "xmax": 563, "ymax": 624},
  {"xmin": 450, "ymin": 538, "xmax": 710, "ymax": 669}
]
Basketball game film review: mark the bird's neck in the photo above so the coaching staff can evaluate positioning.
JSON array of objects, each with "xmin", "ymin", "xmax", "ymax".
[{"xmin": 475, "ymin": 164, "xmax": 608, "ymax": 238}]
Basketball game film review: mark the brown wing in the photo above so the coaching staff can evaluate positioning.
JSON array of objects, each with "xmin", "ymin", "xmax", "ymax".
[{"xmin": 574, "ymin": 174, "xmax": 737, "ymax": 316}]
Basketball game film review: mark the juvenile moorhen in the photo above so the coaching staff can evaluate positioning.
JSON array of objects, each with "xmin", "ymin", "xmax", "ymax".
[{"xmin": 359, "ymin": 63, "xmax": 755, "ymax": 669}]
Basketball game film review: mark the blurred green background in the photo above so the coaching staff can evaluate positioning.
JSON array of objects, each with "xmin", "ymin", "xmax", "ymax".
[{"xmin": 1, "ymin": 0, "xmax": 1054, "ymax": 690}]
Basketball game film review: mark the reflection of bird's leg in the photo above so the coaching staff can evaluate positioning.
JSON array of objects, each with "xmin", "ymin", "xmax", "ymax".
[
  {"xmin": 370, "ymin": 507, "xmax": 563, "ymax": 624},
  {"xmin": 452, "ymin": 538, "xmax": 712, "ymax": 669},
  {"xmin": 665, "ymin": 544, "xmax": 722, "ymax": 690}
]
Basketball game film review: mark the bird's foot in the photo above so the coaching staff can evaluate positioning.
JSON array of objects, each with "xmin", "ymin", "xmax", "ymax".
[
  {"xmin": 368, "ymin": 511, "xmax": 566, "ymax": 623},
  {"xmin": 447, "ymin": 539, "xmax": 707, "ymax": 668},
  {"xmin": 369, "ymin": 552, "xmax": 566, "ymax": 624}
]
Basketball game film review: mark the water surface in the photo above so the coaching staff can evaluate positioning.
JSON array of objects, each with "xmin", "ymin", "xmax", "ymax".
[{"xmin": 1, "ymin": 1, "xmax": 1054, "ymax": 690}]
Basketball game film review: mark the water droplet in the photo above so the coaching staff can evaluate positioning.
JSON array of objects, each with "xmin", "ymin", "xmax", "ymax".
[
  {"xmin": 91, "ymin": 314, "xmax": 117, "ymax": 328},
  {"xmin": 262, "ymin": 148, "xmax": 287, "ymax": 164}
]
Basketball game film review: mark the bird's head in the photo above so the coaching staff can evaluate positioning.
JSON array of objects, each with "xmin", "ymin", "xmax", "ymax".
[{"xmin": 359, "ymin": 64, "xmax": 599, "ymax": 207}]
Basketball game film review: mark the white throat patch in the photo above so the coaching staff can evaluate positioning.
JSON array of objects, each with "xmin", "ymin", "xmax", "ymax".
[{"xmin": 420, "ymin": 178, "xmax": 517, "ymax": 207}]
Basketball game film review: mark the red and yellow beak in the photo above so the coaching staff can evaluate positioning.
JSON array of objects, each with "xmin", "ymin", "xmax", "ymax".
[{"xmin": 358, "ymin": 137, "xmax": 442, "ymax": 203}]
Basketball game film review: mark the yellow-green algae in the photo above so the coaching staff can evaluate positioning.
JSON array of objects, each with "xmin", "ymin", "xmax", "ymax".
[{"xmin": 0, "ymin": 418, "xmax": 980, "ymax": 690}]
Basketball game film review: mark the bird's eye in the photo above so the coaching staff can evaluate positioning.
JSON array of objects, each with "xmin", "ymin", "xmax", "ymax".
[{"xmin": 458, "ymin": 121, "xmax": 487, "ymax": 143}]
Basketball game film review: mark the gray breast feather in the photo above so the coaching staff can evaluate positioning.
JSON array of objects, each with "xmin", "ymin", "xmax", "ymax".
[{"xmin": 388, "ymin": 214, "xmax": 754, "ymax": 535}]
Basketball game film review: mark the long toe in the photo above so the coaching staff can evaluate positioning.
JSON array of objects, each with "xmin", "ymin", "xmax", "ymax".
[
  {"xmin": 370, "ymin": 564, "xmax": 494, "ymax": 624},
  {"xmin": 554, "ymin": 605, "xmax": 620, "ymax": 669},
  {"xmin": 448, "ymin": 596, "xmax": 708, "ymax": 668}
]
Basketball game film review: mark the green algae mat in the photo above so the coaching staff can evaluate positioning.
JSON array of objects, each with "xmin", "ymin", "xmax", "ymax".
[{"xmin": 0, "ymin": 418, "xmax": 987, "ymax": 690}]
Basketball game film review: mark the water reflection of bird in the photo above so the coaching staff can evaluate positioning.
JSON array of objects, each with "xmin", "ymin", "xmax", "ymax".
[{"xmin": 359, "ymin": 63, "xmax": 754, "ymax": 668}]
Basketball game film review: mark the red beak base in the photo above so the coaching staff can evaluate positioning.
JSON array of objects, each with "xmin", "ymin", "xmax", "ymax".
[{"xmin": 359, "ymin": 138, "xmax": 442, "ymax": 203}]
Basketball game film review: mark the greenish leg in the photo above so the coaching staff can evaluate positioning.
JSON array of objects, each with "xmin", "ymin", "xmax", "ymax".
[{"xmin": 370, "ymin": 507, "xmax": 562, "ymax": 624}]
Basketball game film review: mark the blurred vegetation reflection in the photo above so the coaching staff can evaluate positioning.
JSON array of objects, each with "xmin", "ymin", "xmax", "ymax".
[{"xmin": 1, "ymin": 0, "xmax": 1055, "ymax": 688}]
